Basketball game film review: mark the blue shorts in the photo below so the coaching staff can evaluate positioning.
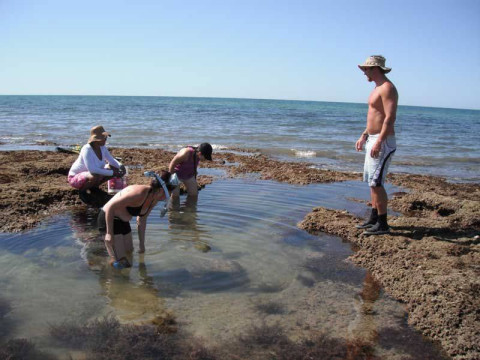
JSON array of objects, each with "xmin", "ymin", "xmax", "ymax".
[{"xmin": 363, "ymin": 134, "xmax": 396, "ymax": 187}]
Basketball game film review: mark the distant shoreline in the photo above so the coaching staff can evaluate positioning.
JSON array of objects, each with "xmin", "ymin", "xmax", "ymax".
[{"xmin": 1, "ymin": 94, "xmax": 480, "ymax": 111}]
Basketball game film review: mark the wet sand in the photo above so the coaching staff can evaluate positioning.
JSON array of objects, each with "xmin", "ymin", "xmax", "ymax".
[{"xmin": 0, "ymin": 148, "xmax": 479, "ymax": 359}]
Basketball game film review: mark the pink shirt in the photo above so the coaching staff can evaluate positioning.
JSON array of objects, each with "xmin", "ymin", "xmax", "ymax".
[{"xmin": 174, "ymin": 146, "xmax": 199, "ymax": 180}]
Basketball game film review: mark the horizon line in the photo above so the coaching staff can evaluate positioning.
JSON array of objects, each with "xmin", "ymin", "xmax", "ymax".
[{"xmin": 0, "ymin": 93, "xmax": 478, "ymax": 112}]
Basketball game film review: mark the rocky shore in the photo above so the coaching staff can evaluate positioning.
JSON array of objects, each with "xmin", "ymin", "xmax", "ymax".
[{"xmin": 0, "ymin": 148, "xmax": 478, "ymax": 359}]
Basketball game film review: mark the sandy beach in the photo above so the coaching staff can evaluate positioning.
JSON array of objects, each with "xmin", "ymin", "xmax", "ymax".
[{"xmin": 0, "ymin": 148, "xmax": 479, "ymax": 359}]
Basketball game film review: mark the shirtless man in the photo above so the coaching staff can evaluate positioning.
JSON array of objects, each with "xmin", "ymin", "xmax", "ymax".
[{"xmin": 355, "ymin": 55, "xmax": 398, "ymax": 235}]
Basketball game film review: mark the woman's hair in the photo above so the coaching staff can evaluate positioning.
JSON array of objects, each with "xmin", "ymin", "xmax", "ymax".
[{"xmin": 150, "ymin": 170, "xmax": 176, "ymax": 192}]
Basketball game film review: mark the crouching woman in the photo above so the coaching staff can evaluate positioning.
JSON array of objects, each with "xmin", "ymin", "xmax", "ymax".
[
  {"xmin": 98, "ymin": 170, "xmax": 177, "ymax": 268},
  {"xmin": 68, "ymin": 125, "xmax": 125, "ymax": 191}
]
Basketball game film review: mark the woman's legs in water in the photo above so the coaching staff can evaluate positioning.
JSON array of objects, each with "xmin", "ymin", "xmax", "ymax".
[
  {"xmin": 169, "ymin": 176, "xmax": 198, "ymax": 209},
  {"xmin": 123, "ymin": 232, "xmax": 133, "ymax": 254},
  {"xmin": 183, "ymin": 176, "xmax": 199, "ymax": 197}
]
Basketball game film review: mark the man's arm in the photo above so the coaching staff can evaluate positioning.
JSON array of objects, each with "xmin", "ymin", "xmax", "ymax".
[
  {"xmin": 355, "ymin": 128, "xmax": 369, "ymax": 152},
  {"xmin": 377, "ymin": 84, "xmax": 398, "ymax": 142}
]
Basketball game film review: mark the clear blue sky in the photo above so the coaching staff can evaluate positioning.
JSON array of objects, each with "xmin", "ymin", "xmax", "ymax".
[{"xmin": 1, "ymin": 0, "xmax": 479, "ymax": 109}]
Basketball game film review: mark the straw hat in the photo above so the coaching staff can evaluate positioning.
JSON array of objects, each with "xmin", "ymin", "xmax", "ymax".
[
  {"xmin": 88, "ymin": 125, "xmax": 110, "ymax": 143},
  {"xmin": 358, "ymin": 55, "xmax": 391, "ymax": 73}
]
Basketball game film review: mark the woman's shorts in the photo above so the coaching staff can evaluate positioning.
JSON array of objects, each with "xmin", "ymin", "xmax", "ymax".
[
  {"xmin": 97, "ymin": 209, "xmax": 132, "ymax": 235},
  {"xmin": 68, "ymin": 172, "xmax": 89, "ymax": 189},
  {"xmin": 363, "ymin": 135, "xmax": 396, "ymax": 187}
]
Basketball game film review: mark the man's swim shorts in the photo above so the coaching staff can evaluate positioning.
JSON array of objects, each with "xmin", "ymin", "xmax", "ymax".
[{"xmin": 363, "ymin": 134, "xmax": 396, "ymax": 187}]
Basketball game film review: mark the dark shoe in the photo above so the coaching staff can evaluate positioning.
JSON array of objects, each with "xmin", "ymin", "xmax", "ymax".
[
  {"xmin": 356, "ymin": 221, "xmax": 375, "ymax": 229},
  {"xmin": 363, "ymin": 222, "xmax": 390, "ymax": 235},
  {"xmin": 356, "ymin": 208, "xmax": 378, "ymax": 229},
  {"xmin": 78, "ymin": 188, "xmax": 113, "ymax": 208},
  {"xmin": 78, "ymin": 189, "xmax": 91, "ymax": 204},
  {"xmin": 89, "ymin": 187, "xmax": 113, "ymax": 207}
]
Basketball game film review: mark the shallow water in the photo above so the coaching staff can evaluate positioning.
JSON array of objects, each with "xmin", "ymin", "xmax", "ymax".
[{"xmin": 0, "ymin": 177, "xmax": 445, "ymax": 358}]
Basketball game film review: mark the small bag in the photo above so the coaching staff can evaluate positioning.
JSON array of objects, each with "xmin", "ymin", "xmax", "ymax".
[{"xmin": 107, "ymin": 167, "xmax": 129, "ymax": 194}]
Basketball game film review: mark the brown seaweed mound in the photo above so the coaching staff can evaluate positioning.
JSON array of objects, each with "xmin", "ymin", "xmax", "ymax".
[{"xmin": 298, "ymin": 173, "xmax": 480, "ymax": 360}]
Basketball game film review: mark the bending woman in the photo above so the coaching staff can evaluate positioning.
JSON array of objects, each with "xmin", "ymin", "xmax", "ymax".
[
  {"xmin": 68, "ymin": 125, "xmax": 125, "ymax": 191},
  {"xmin": 98, "ymin": 170, "xmax": 177, "ymax": 268},
  {"xmin": 168, "ymin": 143, "xmax": 212, "ymax": 207}
]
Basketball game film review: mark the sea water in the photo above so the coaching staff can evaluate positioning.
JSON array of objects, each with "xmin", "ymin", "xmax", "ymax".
[
  {"xmin": 0, "ymin": 95, "xmax": 462, "ymax": 358},
  {"xmin": 0, "ymin": 177, "xmax": 445, "ymax": 358},
  {"xmin": 0, "ymin": 95, "xmax": 479, "ymax": 182}
]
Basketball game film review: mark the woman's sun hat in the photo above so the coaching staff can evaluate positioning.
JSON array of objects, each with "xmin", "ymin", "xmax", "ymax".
[
  {"xmin": 88, "ymin": 125, "xmax": 111, "ymax": 143},
  {"xmin": 358, "ymin": 55, "xmax": 391, "ymax": 73}
]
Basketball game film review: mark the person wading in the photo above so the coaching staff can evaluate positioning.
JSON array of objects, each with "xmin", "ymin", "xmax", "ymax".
[{"xmin": 168, "ymin": 143, "xmax": 213, "ymax": 208}]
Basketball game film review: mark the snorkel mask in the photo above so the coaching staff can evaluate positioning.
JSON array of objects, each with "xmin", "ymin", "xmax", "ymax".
[{"xmin": 144, "ymin": 171, "xmax": 179, "ymax": 217}]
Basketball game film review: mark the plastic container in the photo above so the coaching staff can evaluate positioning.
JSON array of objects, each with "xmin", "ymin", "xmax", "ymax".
[{"xmin": 107, "ymin": 166, "xmax": 128, "ymax": 194}]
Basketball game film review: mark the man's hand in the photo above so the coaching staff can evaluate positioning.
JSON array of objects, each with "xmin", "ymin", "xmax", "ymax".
[
  {"xmin": 105, "ymin": 234, "xmax": 113, "ymax": 242},
  {"xmin": 370, "ymin": 140, "xmax": 382, "ymax": 158},
  {"xmin": 355, "ymin": 135, "xmax": 367, "ymax": 151}
]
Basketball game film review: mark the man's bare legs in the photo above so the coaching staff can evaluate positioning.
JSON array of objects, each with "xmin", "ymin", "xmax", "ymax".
[{"xmin": 370, "ymin": 186, "xmax": 388, "ymax": 215}]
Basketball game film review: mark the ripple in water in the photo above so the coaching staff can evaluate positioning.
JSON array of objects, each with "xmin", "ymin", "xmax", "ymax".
[{"xmin": 0, "ymin": 179, "xmax": 444, "ymax": 358}]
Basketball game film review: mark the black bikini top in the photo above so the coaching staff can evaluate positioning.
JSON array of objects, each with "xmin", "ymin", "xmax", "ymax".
[{"xmin": 126, "ymin": 191, "xmax": 153, "ymax": 217}]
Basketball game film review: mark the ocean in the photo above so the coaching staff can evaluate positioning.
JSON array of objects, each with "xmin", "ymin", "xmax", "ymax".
[
  {"xmin": 1, "ymin": 95, "xmax": 479, "ymax": 182},
  {"xmin": 0, "ymin": 95, "xmax": 460, "ymax": 357}
]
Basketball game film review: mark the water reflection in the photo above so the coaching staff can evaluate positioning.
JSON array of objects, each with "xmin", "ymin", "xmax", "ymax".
[
  {"xmin": 348, "ymin": 272, "xmax": 381, "ymax": 346},
  {"xmin": 58, "ymin": 179, "xmax": 446, "ymax": 358},
  {"xmin": 168, "ymin": 195, "xmax": 211, "ymax": 252},
  {"xmin": 70, "ymin": 210, "xmax": 170, "ymax": 324},
  {"xmin": 0, "ymin": 178, "xmax": 448, "ymax": 359}
]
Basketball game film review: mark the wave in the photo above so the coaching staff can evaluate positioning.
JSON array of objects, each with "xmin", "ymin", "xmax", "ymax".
[
  {"xmin": 0, "ymin": 136, "xmax": 25, "ymax": 141},
  {"xmin": 292, "ymin": 149, "xmax": 316, "ymax": 158}
]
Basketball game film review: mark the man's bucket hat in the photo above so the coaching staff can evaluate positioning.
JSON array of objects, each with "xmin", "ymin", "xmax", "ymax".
[{"xmin": 358, "ymin": 55, "xmax": 391, "ymax": 73}]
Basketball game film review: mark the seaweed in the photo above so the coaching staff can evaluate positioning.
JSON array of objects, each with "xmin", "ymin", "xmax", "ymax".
[
  {"xmin": 50, "ymin": 315, "xmax": 217, "ymax": 360},
  {"xmin": 0, "ymin": 338, "xmax": 57, "ymax": 360}
]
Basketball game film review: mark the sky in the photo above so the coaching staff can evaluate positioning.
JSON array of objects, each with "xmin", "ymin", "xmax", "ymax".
[{"xmin": 1, "ymin": 0, "xmax": 479, "ymax": 110}]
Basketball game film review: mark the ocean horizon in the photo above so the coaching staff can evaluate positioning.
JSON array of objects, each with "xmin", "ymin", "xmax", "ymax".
[
  {"xmin": 2, "ymin": 92, "xmax": 480, "ymax": 109},
  {"xmin": 2, "ymin": 93, "xmax": 479, "ymax": 111},
  {"xmin": 1, "ymin": 95, "xmax": 479, "ymax": 182}
]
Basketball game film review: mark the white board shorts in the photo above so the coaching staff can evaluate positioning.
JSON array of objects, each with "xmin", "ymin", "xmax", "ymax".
[{"xmin": 363, "ymin": 134, "xmax": 396, "ymax": 187}]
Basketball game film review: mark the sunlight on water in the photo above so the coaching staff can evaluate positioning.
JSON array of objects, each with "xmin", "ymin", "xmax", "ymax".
[
  {"xmin": 1, "ymin": 96, "xmax": 479, "ymax": 181},
  {"xmin": 0, "ymin": 179, "xmax": 443, "ymax": 358}
]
